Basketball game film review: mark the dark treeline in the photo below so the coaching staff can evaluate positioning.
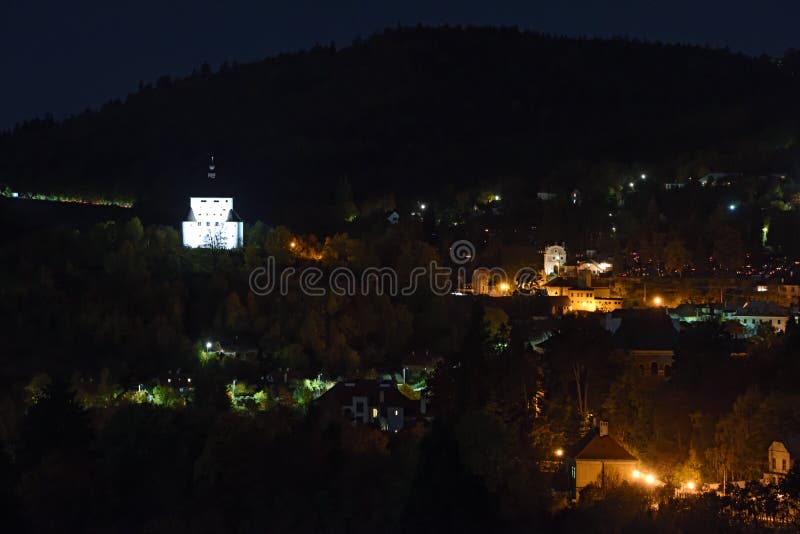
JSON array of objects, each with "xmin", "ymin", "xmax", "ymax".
[{"xmin": 1, "ymin": 27, "xmax": 799, "ymax": 232}]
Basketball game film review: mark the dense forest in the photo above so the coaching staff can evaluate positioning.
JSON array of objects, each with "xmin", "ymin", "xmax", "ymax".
[{"xmin": 2, "ymin": 27, "xmax": 799, "ymax": 231}]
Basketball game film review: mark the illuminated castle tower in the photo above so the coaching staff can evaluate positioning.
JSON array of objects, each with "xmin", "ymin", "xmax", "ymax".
[{"xmin": 182, "ymin": 156, "xmax": 244, "ymax": 249}]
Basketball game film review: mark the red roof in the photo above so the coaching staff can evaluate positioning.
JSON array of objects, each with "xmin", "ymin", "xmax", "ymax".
[{"xmin": 570, "ymin": 433, "xmax": 637, "ymax": 461}]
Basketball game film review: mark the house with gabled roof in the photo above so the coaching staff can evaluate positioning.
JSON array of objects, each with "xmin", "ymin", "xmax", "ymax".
[{"xmin": 566, "ymin": 421, "xmax": 638, "ymax": 497}]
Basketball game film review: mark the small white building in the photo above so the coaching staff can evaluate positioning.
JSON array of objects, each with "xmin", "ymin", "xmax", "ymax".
[
  {"xmin": 544, "ymin": 244, "xmax": 567, "ymax": 276},
  {"xmin": 732, "ymin": 301, "xmax": 789, "ymax": 337},
  {"xmin": 181, "ymin": 157, "xmax": 243, "ymax": 249},
  {"xmin": 763, "ymin": 438, "xmax": 799, "ymax": 485}
]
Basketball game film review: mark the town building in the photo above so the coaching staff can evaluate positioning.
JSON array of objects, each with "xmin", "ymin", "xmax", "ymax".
[
  {"xmin": 732, "ymin": 301, "xmax": 789, "ymax": 337},
  {"xmin": 610, "ymin": 309, "xmax": 678, "ymax": 376},
  {"xmin": 566, "ymin": 421, "xmax": 638, "ymax": 497},
  {"xmin": 182, "ymin": 157, "xmax": 244, "ymax": 249},
  {"xmin": 544, "ymin": 244, "xmax": 567, "ymax": 276},
  {"xmin": 314, "ymin": 379, "xmax": 427, "ymax": 432},
  {"xmin": 763, "ymin": 438, "xmax": 799, "ymax": 485},
  {"xmin": 542, "ymin": 273, "xmax": 623, "ymax": 313},
  {"xmin": 777, "ymin": 279, "xmax": 800, "ymax": 307}
]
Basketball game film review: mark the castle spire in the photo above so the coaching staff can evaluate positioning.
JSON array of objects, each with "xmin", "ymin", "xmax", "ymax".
[{"xmin": 207, "ymin": 155, "xmax": 216, "ymax": 180}]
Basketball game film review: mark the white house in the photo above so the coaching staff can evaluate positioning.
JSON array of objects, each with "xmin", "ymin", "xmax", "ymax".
[
  {"xmin": 181, "ymin": 157, "xmax": 243, "ymax": 249},
  {"xmin": 732, "ymin": 301, "xmax": 789, "ymax": 337},
  {"xmin": 763, "ymin": 438, "xmax": 799, "ymax": 485}
]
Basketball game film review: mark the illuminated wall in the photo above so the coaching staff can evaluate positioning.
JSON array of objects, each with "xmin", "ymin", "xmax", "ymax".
[
  {"xmin": 182, "ymin": 197, "xmax": 243, "ymax": 249},
  {"xmin": 544, "ymin": 245, "xmax": 566, "ymax": 275}
]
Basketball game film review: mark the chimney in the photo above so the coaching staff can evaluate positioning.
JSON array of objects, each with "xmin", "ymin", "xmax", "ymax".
[{"xmin": 599, "ymin": 421, "xmax": 609, "ymax": 437}]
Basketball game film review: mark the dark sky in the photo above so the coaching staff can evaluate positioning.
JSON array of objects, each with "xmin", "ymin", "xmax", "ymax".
[{"xmin": 1, "ymin": 0, "xmax": 799, "ymax": 131}]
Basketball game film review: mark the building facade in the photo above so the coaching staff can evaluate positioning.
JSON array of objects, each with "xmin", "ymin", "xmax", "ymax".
[
  {"xmin": 544, "ymin": 244, "xmax": 567, "ymax": 276},
  {"xmin": 763, "ymin": 439, "xmax": 799, "ymax": 485},
  {"xmin": 181, "ymin": 157, "xmax": 244, "ymax": 249}
]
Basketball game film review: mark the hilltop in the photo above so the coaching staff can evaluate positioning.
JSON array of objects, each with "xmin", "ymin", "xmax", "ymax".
[{"xmin": 1, "ymin": 26, "xmax": 798, "ymax": 230}]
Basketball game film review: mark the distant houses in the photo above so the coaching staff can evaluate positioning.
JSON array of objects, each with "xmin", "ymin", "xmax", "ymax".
[
  {"xmin": 543, "ymin": 274, "xmax": 623, "ymax": 313},
  {"xmin": 315, "ymin": 379, "xmax": 428, "ymax": 432},
  {"xmin": 667, "ymin": 300, "xmax": 791, "ymax": 338}
]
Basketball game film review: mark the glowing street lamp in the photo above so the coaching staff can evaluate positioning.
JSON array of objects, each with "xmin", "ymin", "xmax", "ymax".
[
  {"xmin": 554, "ymin": 448, "xmax": 564, "ymax": 458},
  {"xmin": 645, "ymin": 474, "xmax": 655, "ymax": 485},
  {"xmin": 498, "ymin": 282, "xmax": 511, "ymax": 293},
  {"xmin": 289, "ymin": 240, "xmax": 297, "ymax": 249},
  {"xmin": 641, "ymin": 173, "xmax": 646, "ymax": 180},
  {"xmin": 686, "ymin": 481, "xmax": 696, "ymax": 491},
  {"xmin": 632, "ymin": 470, "xmax": 641, "ymax": 479},
  {"xmin": 205, "ymin": 341, "xmax": 212, "ymax": 350},
  {"xmin": 728, "ymin": 203, "xmax": 737, "ymax": 212},
  {"xmin": 653, "ymin": 296, "xmax": 663, "ymax": 306}
]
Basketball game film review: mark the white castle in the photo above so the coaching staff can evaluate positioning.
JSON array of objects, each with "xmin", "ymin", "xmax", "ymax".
[{"xmin": 181, "ymin": 157, "xmax": 244, "ymax": 249}]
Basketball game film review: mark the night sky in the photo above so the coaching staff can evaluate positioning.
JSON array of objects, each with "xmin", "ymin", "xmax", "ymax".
[{"xmin": 2, "ymin": 0, "xmax": 799, "ymax": 131}]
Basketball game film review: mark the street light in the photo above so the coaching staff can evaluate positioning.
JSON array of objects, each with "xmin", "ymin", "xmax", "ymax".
[
  {"xmin": 632, "ymin": 470, "xmax": 641, "ymax": 479},
  {"xmin": 728, "ymin": 203, "xmax": 736, "ymax": 211},
  {"xmin": 645, "ymin": 474, "xmax": 655, "ymax": 485},
  {"xmin": 686, "ymin": 481, "xmax": 696, "ymax": 491},
  {"xmin": 554, "ymin": 448, "xmax": 564, "ymax": 458},
  {"xmin": 653, "ymin": 296, "xmax": 663, "ymax": 306},
  {"xmin": 205, "ymin": 341, "xmax": 212, "ymax": 350},
  {"xmin": 641, "ymin": 174, "xmax": 646, "ymax": 180}
]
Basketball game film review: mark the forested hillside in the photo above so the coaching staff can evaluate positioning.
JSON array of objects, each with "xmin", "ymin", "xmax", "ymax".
[{"xmin": 2, "ymin": 27, "xmax": 799, "ymax": 230}]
